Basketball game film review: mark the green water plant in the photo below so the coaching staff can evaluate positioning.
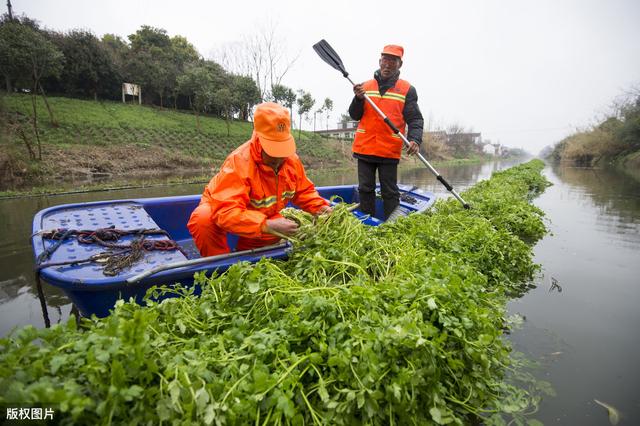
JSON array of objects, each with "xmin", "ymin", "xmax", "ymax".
[{"xmin": 0, "ymin": 160, "xmax": 552, "ymax": 425}]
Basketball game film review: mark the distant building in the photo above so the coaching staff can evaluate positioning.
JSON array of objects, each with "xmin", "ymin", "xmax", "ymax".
[
  {"xmin": 314, "ymin": 120, "xmax": 359, "ymax": 140},
  {"xmin": 482, "ymin": 144, "xmax": 495, "ymax": 155},
  {"xmin": 424, "ymin": 131, "xmax": 482, "ymax": 145},
  {"xmin": 424, "ymin": 130, "xmax": 448, "ymax": 144},
  {"xmin": 317, "ymin": 127, "xmax": 490, "ymax": 155},
  {"xmin": 447, "ymin": 132, "xmax": 482, "ymax": 145}
]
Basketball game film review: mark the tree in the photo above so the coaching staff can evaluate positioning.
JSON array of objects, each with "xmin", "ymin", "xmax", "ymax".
[
  {"xmin": 446, "ymin": 123, "xmax": 478, "ymax": 158},
  {"xmin": 50, "ymin": 29, "xmax": 120, "ymax": 100},
  {"xmin": 615, "ymin": 93, "xmax": 640, "ymax": 151},
  {"xmin": 271, "ymin": 84, "xmax": 296, "ymax": 122},
  {"xmin": 212, "ymin": 21, "xmax": 300, "ymax": 101},
  {"xmin": 339, "ymin": 113, "xmax": 351, "ymax": 127},
  {"xmin": 0, "ymin": 20, "xmax": 22, "ymax": 92},
  {"xmin": 100, "ymin": 34, "xmax": 129, "ymax": 94},
  {"xmin": 0, "ymin": 14, "xmax": 42, "ymax": 90},
  {"xmin": 314, "ymin": 106, "xmax": 322, "ymax": 132},
  {"xmin": 167, "ymin": 35, "xmax": 200, "ymax": 109},
  {"xmin": 295, "ymin": 90, "xmax": 314, "ymax": 139},
  {"xmin": 210, "ymin": 74, "xmax": 261, "ymax": 134},
  {"xmin": 124, "ymin": 49, "xmax": 166, "ymax": 105},
  {"xmin": 124, "ymin": 27, "xmax": 200, "ymax": 108},
  {"xmin": 212, "ymin": 86, "xmax": 235, "ymax": 136},
  {"xmin": 231, "ymin": 74, "xmax": 260, "ymax": 120},
  {"xmin": 0, "ymin": 22, "xmax": 64, "ymax": 160},
  {"xmin": 0, "ymin": 17, "xmax": 43, "ymax": 92},
  {"xmin": 177, "ymin": 60, "xmax": 227, "ymax": 131},
  {"xmin": 128, "ymin": 25, "xmax": 171, "ymax": 51},
  {"xmin": 126, "ymin": 26, "xmax": 172, "ymax": 107},
  {"xmin": 313, "ymin": 97, "xmax": 334, "ymax": 134},
  {"xmin": 178, "ymin": 62, "xmax": 210, "ymax": 132},
  {"xmin": 0, "ymin": 21, "xmax": 63, "ymax": 159},
  {"xmin": 322, "ymin": 97, "xmax": 333, "ymax": 132}
]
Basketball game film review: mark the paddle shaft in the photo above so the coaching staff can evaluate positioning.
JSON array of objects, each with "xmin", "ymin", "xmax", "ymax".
[
  {"xmin": 345, "ymin": 75, "xmax": 471, "ymax": 209},
  {"xmin": 126, "ymin": 242, "xmax": 289, "ymax": 284}
]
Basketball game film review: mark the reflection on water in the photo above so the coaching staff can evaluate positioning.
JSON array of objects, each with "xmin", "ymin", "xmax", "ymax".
[
  {"xmin": 508, "ymin": 164, "xmax": 640, "ymax": 425},
  {"xmin": 399, "ymin": 158, "xmax": 526, "ymax": 198},
  {"xmin": 1, "ymin": 159, "xmax": 639, "ymax": 424},
  {"xmin": 552, "ymin": 164, "xmax": 640, "ymax": 248}
]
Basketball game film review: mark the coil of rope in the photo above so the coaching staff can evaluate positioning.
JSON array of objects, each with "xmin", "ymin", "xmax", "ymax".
[
  {"xmin": 35, "ymin": 226, "xmax": 187, "ymax": 276},
  {"xmin": 36, "ymin": 226, "xmax": 178, "ymax": 263}
]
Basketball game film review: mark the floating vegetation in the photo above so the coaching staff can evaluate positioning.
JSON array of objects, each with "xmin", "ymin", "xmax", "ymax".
[
  {"xmin": 594, "ymin": 399, "xmax": 621, "ymax": 425},
  {"xmin": 0, "ymin": 160, "xmax": 552, "ymax": 425}
]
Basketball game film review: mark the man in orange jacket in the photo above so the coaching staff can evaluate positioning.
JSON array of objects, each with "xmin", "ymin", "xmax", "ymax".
[
  {"xmin": 188, "ymin": 102, "xmax": 332, "ymax": 257},
  {"xmin": 349, "ymin": 44, "xmax": 424, "ymax": 219}
]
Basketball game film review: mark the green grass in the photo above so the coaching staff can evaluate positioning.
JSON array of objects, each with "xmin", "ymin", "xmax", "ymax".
[
  {"xmin": 3, "ymin": 93, "xmax": 344, "ymax": 154},
  {"xmin": 4, "ymin": 93, "xmax": 252, "ymax": 160},
  {"xmin": 5, "ymin": 94, "xmax": 249, "ymax": 135},
  {"xmin": 1, "ymin": 94, "xmax": 351, "ymax": 193}
]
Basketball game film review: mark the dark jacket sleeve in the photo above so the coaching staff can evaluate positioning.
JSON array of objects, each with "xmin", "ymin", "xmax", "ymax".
[
  {"xmin": 349, "ymin": 96, "xmax": 364, "ymax": 120},
  {"xmin": 403, "ymin": 86, "xmax": 424, "ymax": 144}
]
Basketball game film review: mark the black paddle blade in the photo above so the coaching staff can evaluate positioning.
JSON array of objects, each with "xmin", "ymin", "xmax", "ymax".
[{"xmin": 313, "ymin": 39, "xmax": 349, "ymax": 77}]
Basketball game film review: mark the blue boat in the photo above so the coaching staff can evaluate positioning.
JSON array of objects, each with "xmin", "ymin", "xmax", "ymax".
[{"xmin": 31, "ymin": 185, "xmax": 435, "ymax": 317}]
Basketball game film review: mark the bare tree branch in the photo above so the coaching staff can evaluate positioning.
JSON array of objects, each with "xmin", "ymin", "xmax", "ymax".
[{"xmin": 210, "ymin": 19, "xmax": 299, "ymax": 102}]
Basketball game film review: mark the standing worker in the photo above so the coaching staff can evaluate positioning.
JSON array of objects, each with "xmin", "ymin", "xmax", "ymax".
[
  {"xmin": 349, "ymin": 44, "xmax": 424, "ymax": 219},
  {"xmin": 188, "ymin": 102, "xmax": 331, "ymax": 257}
]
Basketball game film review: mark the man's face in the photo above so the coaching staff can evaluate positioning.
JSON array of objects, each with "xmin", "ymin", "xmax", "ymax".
[
  {"xmin": 379, "ymin": 54, "xmax": 402, "ymax": 79},
  {"xmin": 261, "ymin": 150, "xmax": 286, "ymax": 171}
]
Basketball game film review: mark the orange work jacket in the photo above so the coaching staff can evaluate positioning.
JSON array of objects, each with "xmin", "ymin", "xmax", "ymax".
[
  {"xmin": 187, "ymin": 134, "xmax": 329, "ymax": 256},
  {"xmin": 352, "ymin": 78, "xmax": 411, "ymax": 159}
]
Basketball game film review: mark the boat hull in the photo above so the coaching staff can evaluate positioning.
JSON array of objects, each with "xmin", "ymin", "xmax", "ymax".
[{"xmin": 32, "ymin": 185, "xmax": 435, "ymax": 317}]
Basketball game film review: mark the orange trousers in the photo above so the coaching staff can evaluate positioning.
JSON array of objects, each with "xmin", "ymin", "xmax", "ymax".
[{"xmin": 187, "ymin": 202, "xmax": 280, "ymax": 257}]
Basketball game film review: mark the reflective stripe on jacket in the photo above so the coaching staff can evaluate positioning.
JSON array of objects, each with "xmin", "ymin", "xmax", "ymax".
[
  {"xmin": 352, "ymin": 78, "xmax": 411, "ymax": 159},
  {"xmin": 187, "ymin": 134, "xmax": 328, "ymax": 256}
]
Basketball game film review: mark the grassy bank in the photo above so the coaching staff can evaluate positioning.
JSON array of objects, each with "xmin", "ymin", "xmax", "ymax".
[
  {"xmin": 547, "ymin": 94, "xmax": 640, "ymax": 167},
  {"xmin": 0, "ymin": 94, "xmax": 351, "ymax": 192}
]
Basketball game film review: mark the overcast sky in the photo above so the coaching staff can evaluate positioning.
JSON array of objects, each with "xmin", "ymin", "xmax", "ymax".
[{"xmin": 9, "ymin": 0, "xmax": 640, "ymax": 154}]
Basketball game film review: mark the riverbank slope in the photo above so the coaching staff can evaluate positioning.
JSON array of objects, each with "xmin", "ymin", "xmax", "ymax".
[
  {"xmin": 546, "ymin": 94, "xmax": 639, "ymax": 173},
  {"xmin": 0, "ymin": 94, "xmax": 351, "ymax": 193}
]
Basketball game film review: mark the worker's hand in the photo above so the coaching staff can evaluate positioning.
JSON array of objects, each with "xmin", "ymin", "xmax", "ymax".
[
  {"xmin": 406, "ymin": 141, "xmax": 420, "ymax": 156},
  {"xmin": 315, "ymin": 205, "xmax": 333, "ymax": 216},
  {"xmin": 353, "ymin": 84, "xmax": 365, "ymax": 100},
  {"xmin": 265, "ymin": 218, "xmax": 299, "ymax": 237}
]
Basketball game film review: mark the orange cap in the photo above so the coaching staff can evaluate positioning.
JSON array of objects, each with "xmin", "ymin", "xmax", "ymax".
[
  {"xmin": 254, "ymin": 102, "xmax": 296, "ymax": 158},
  {"xmin": 381, "ymin": 44, "xmax": 404, "ymax": 59}
]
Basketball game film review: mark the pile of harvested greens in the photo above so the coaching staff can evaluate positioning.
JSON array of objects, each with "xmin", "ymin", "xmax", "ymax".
[{"xmin": 0, "ymin": 160, "xmax": 552, "ymax": 425}]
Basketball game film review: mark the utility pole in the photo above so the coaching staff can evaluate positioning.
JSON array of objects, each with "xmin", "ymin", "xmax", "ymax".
[{"xmin": 7, "ymin": 0, "xmax": 14, "ymax": 20}]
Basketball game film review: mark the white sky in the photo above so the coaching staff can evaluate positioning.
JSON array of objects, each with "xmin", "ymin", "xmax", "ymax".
[{"xmin": 10, "ymin": 0, "xmax": 640, "ymax": 154}]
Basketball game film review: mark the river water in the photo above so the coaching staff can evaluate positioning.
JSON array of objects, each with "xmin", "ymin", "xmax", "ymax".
[{"xmin": 1, "ymin": 159, "xmax": 638, "ymax": 424}]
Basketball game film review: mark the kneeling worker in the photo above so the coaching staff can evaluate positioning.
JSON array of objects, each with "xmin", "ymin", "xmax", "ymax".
[{"xmin": 188, "ymin": 102, "xmax": 332, "ymax": 257}]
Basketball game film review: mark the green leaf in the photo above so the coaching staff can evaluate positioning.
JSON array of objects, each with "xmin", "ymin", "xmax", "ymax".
[
  {"xmin": 49, "ymin": 355, "xmax": 67, "ymax": 374},
  {"xmin": 195, "ymin": 387, "xmax": 209, "ymax": 410},
  {"xmin": 318, "ymin": 382, "xmax": 329, "ymax": 402},
  {"xmin": 277, "ymin": 394, "xmax": 295, "ymax": 418},
  {"xmin": 247, "ymin": 280, "xmax": 260, "ymax": 294},
  {"xmin": 427, "ymin": 297, "xmax": 437, "ymax": 310},
  {"xmin": 430, "ymin": 407, "xmax": 442, "ymax": 423},
  {"xmin": 203, "ymin": 405, "xmax": 215, "ymax": 425}
]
